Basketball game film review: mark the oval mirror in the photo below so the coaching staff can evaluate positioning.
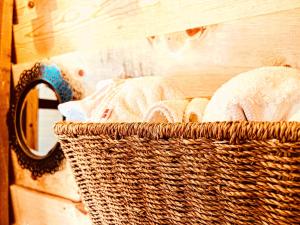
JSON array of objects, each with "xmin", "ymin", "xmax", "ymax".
[
  {"xmin": 9, "ymin": 63, "xmax": 83, "ymax": 178},
  {"xmin": 20, "ymin": 83, "xmax": 62, "ymax": 158}
]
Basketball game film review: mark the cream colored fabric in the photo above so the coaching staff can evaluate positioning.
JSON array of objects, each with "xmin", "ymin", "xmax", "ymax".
[
  {"xmin": 144, "ymin": 98, "xmax": 209, "ymax": 122},
  {"xmin": 203, "ymin": 66, "xmax": 300, "ymax": 122},
  {"xmin": 144, "ymin": 100, "xmax": 190, "ymax": 122},
  {"xmin": 58, "ymin": 76, "xmax": 186, "ymax": 122},
  {"xmin": 184, "ymin": 98, "xmax": 209, "ymax": 122},
  {"xmin": 58, "ymin": 79, "xmax": 123, "ymax": 121}
]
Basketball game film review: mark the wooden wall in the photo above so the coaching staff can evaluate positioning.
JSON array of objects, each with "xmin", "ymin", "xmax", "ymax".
[
  {"xmin": 10, "ymin": 185, "xmax": 90, "ymax": 225},
  {"xmin": 0, "ymin": 0, "xmax": 13, "ymax": 225},
  {"xmin": 13, "ymin": 0, "xmax": 300, "ymax": 63},
  {"xmin": 9, "ymin": 0, "xmax": 300, "ymax": 224}
]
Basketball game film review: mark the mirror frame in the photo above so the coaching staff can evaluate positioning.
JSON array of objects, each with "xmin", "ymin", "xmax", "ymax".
[{"xmin": 9, "ymin": 63, "xmax": 74, "ymax": 178}]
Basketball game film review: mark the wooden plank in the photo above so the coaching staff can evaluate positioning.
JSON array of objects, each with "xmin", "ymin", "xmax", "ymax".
[
  {"xmin": 0, "ymin": 0, "xmax": 13, "ymax": 224},
  {"xmin": 13, "ymin": 0, "xmax": 300, "ymax": 63},
  {"xmin": 11, "ymin": 151, "xmax": 81, "ymax": 201},
  {"xmin": 16, "ymin": 0, "xmax": 300, "ymax": 25},
  {"xmin": 10, "ymin": 185, "xmax": 92, "ymax": 225},
  {"xmin": 149, "ymin": 8, "xmax": 300, "ymax": 71},
  {"xmin": 24, "ymin": 88, "xmax": 39, "ymax": 150},
  {"xmin": 12, "ymin": 8, "xmax": 300, "ymax": 93},
  {"xmin": 12, "ymin": 7, "xmax": 300, "ymax": 98}
]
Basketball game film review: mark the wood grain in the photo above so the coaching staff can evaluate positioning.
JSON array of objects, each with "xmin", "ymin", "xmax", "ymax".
[
  {"xmin": 12, "ymin": 7, "xmax": 300, "ymax": 97},
  {"xmin": 24, "ymin": 89, "xmax": 39, "ymax": 150},
  {"xmin": 150, "ymin": 8, "xmax": 300, "ymax": 70},
  {"xmin": 10, "ymin": 185, "xmax": 92, "ymax": 225},
  {"xmin": 0, "ymin": 0, "xmax": 13, "ymax": 224},
  {"xmin": 11, "ymin": 150, "xmax": 81, "ymax": 201},
  {"xmin": 12, "ymin": 7, "xmax": 300, "ymax": 75},
  {"xmin": 13, "ymin": 0, "xmax": 300, "ymax": 63},
  {"xmin": 12, "ymin": 8, "xmax": 300, "ymax": 90}
]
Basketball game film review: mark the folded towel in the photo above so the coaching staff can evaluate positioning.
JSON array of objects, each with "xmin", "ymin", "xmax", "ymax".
[
  {"xmin": 144, "ymin": 100, "xmax": 190, "ymax": 122},
  {"xmin": 144, "ymin": 98, "xmax": 209, "ymax": 122},
  {"xmin": 58, "ymin": 79, "xmax": 123, "ymax": 121},
  {"xmin": 203, "ymin": 66, "xmax": 300, "ymax": 122},
  {"xmin": 184, "ymin": 98, "xmax": 209, "ymax": 122},
  {"xmin": 58, "ymin": 76, "xmax": 185, "ymax": 122}
]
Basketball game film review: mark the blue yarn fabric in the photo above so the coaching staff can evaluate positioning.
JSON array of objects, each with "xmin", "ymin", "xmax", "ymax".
[{"xmin": 41, "ymin": 64, "xmax": 73, "ymax": 103}]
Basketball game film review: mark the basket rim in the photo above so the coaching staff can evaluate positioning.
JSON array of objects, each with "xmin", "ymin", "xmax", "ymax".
[{"xmin": 54, "ymin": 121, "xmax": 300, "ymax": 143}]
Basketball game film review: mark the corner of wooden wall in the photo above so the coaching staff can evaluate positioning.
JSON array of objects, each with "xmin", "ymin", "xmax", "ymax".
[{"xmin": 0, "ymin": 0, "xmax": 14, "ymax": 224}]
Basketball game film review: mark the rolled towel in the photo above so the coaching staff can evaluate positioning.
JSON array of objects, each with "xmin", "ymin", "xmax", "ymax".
[
  {"xmin": 58, "ymin": 78, "xmax": 122, "ymax": 121},
  {"xmin": 144, "ymin": 97, "xmax": 209, "ymax": 123},
  {"xmin": 90, "ymin": 76, "xmax": 185, "ymax": 122},
  {"xmin": 144, "ymin": 100, "xmax": 189, "ymax": 122},
  {"xmin": 184, "ymin": 98, "xmax": 209, "ymax": 122},
  {"xmin": 203, "ymin": 66, "xmax": 300, "ymax": 122},
  {"xmin": 58, "ymin": 76, "xmax": 185, "ymax": 122}
]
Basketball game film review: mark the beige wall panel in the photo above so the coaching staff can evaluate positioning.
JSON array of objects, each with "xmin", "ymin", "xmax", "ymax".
[
  {"xmin": 10, "ymin": 185, "xmax": 91, "ymax": 225},
  {"xmin": 12, "ymin": 8, "xmax": 300, "ymax": 98},
  {"xmin": 11, "ymin": 151, "xmax": 81, "ymax": 201},
  {"xmin": 13, "ymin": 0, "xmax": 300, "ymax": 63}
]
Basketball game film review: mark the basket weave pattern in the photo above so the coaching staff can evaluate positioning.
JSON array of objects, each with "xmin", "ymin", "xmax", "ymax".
[{"xmin": 55, "ymin": 122, "xmax": 300, "ymax": 225}]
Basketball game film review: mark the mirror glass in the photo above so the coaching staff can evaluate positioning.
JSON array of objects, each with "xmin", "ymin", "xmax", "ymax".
[{"xmin": 20, "ymin": 83, "xmax": 62, "ymax": 157}]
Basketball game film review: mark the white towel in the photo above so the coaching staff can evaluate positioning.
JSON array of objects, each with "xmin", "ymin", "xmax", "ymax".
[
  {"xmin": 58, "ymin": 79, "xmax": 123, "ymax": 121},
  {"xmin": 203, "ymin": 66, "xmax": 300, "ymax": 122},
  {"xmin": 58, "ymin": 76, "xmax": 185, "ymax": 122}
]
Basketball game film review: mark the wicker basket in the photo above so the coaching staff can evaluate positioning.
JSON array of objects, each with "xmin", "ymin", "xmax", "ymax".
[{"xmin": 54, "ymin": 121, "xmax": 300, "ymax": 225}]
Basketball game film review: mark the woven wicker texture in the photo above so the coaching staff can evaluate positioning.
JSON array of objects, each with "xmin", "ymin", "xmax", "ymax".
[{"xmin": 55, "ymin": 122, "xmax": 300, "ymax": 225}]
